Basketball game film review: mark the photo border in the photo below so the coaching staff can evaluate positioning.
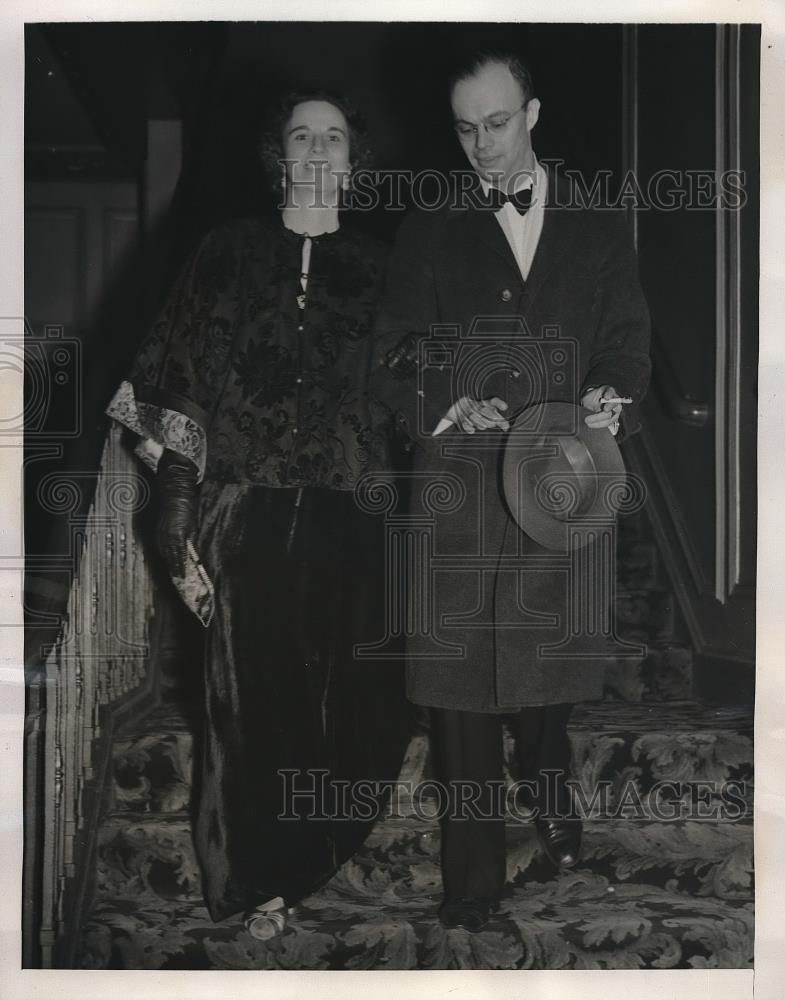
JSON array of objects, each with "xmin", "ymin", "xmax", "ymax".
[{"xmin": 2, "ymin": 2, "xmax": 781, "ymax": 997}]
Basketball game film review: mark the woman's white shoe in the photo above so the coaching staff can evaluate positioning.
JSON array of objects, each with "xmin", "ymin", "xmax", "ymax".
[{"xmin": 243, "ymin": 896, "xmax": 288, "ymax": 941}]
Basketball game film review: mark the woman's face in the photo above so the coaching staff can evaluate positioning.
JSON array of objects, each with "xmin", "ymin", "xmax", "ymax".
[{"xmin": 282, "ymin": 100, "xmax": 352, "ymax": 205}]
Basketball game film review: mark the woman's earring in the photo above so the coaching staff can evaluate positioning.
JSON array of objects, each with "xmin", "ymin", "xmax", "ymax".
[{"xmin": 342, "ymin": 171, "xmax": 352, "ymax": 192}]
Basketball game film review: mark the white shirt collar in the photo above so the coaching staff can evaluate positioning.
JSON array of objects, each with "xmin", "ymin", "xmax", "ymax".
[{"xmin": 479, "ymin": 156, "xmax": 547, "ymax": 203}]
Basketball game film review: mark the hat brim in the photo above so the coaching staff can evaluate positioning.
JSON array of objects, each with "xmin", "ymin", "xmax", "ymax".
[{"xmin": 502, "ymin": 401, "xmax": 627, "ymax": 551}]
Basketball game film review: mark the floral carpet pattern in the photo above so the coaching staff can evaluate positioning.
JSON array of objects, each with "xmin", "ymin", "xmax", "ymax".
[
  {"xmin": 77, "ymin": 700, "xmax": 753, "ymax": 970},
  {"xmin": 76, "ymin": 514, "xmax": 754, "ymax": 970}
]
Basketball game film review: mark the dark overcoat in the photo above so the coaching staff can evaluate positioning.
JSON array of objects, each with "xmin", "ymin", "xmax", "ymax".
[{"xmin": 371, "ymin": 168, "xmax": 652, "ymax": 712}]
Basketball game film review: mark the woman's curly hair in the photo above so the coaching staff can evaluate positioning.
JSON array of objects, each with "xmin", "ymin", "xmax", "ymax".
[{"xmin": 257, "ymin": 90, "xmax": 374, "ymax": 200}]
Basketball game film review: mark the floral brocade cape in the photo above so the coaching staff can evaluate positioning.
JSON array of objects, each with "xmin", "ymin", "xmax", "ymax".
[{"xmin": 107, "ymin": 214, "xmax": 391, "ymax": 489}]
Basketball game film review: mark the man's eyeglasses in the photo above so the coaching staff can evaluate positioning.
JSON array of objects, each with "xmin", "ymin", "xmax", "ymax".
[{"xmin": 453, "ymin": 103, "xmax": 528, "ymax": 139}]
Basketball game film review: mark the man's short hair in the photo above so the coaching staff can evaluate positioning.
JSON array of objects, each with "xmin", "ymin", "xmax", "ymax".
[{"xmin": 448, "ymin": 49, "xmax": 535, "ymax": 106}]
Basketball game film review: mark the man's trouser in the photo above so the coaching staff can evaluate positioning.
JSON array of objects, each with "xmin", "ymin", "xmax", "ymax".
[{"xmin": 433, "ymin": 702, "xmax": 574, "ymax": 902}]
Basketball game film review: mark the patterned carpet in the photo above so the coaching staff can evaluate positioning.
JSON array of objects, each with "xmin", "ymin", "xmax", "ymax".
[
  {"xmin": 75, "ymin": 514, "xmax": 754, "ymax": 969},
  {"xmin": 77, "ymin": 699, "xmax": 754, "ymax": 970}
]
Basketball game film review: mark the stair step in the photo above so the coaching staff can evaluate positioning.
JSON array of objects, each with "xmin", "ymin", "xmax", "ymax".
[
  {"xmin": 111, "ymin": 701, "xmax": 752, "ymax": 817},
  {"xmin": 615, "ymin": 589, "xmax": 675, "ymax": 640},
  {"xmin": 113, "ymin": 729, "xmax": 192, "ymax": 814},
  {"xmin": 603, "ymin": 641, "xmax": 693, "ymax": 702},
  {"xmin": 87, "ymin": 696, "xmax": 754, "ymax": 971},
  {"xmin": 78, "ymin": 865, "xmax": 753, "ymax": 970},
  {"xmin": 94, "ymin": 814, "xmax": 202, "ymax": 903},
  {"xmin": 82, "ymin": 498, "xmax": 750, "ymax": 971},
  {"xmin": 93, "ymin": 804, "xmax": 752, "ymax": 909},
  {"xmin": 567, "ymin": 702, "xmax": 752, "ymax": 818}
]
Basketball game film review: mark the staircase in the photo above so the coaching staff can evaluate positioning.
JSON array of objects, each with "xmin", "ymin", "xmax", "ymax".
[{"xmin": 76, "ymin": 510, "xmax": 754, "ymax": 970}]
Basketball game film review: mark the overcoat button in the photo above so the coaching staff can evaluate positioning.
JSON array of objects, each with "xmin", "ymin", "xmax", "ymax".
[{"xmin": 500, "ymin": 288, "xmax": 512, "ymax": 302}]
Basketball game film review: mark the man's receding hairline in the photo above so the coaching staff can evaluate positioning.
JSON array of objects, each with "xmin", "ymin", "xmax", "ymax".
[{"xmin": 449, "ymin": 53, "xmax": 533, "ymax": 106}]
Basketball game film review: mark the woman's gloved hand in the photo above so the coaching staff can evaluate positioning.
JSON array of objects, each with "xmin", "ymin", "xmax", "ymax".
[{"xmin": 156, "ymin": 449, "xmax": 199, "ymax": 578}]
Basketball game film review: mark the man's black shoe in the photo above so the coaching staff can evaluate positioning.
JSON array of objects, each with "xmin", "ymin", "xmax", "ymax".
[
  {"xmin": 438, "ymin": 896, "xmax": 498, "ymax": 933},
  {"xmin": 534, "ymin": 815, "xmax": 582, "ymax": 868}
]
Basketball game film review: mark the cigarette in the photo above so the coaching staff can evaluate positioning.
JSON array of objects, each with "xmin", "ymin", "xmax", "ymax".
[{"xmin": 601, "ymin": 396, "xmax": 633, "ymax": 405}]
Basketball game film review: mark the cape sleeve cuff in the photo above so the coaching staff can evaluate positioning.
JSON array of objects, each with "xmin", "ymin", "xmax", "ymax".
[{"xmin": 106, "ymin": 379, "xmax": 208, "ymax": 483}]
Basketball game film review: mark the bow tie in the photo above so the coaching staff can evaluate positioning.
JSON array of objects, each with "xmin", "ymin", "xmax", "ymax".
[{"xmin": 488, "ymin": 186, "xmax": 533, "ymax": 215}]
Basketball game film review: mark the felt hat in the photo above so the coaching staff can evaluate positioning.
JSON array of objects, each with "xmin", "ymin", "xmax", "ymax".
[{"xmin": 501, "ymin": 401, "xmax": 627, "ymax": 551}]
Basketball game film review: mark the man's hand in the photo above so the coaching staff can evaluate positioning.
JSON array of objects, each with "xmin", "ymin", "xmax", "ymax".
[
  {"xmin": 439, "ymin": 396, "xmax": 510, "ymax": 435},
  {"xmin": 581, "ymin": 385, "xmax": 624, "ymax": 435}
]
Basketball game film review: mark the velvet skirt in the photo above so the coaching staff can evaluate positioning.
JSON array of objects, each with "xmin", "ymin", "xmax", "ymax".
[{"xmin": 191, "ymin": 482, "xmax": 410, "ymax": 921}]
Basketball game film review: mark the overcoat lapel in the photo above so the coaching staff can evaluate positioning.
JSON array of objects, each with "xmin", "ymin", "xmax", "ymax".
[
  {"xmin": 458, "ymin": 201, "xmax": 521, "ymax": 281},
  {"xmin": 519, "ymin": 168, "xmax": 581, "ymax": 312},
  {"xmin": 521, "ymin": 208, "xmax": 575, "ymax": 312}
]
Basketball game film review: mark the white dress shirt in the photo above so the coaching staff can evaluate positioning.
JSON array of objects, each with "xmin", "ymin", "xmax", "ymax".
[
  {"xmin": 480, "ymin": 156, "xmax": 547, "ymax": 281},
  {"xmin": 431, "ymin": 159, "xmax": 548, "ymax": 436},
  {"xmin": 433, "ymin": 159, "xmax": 621, "ymax": 436}
]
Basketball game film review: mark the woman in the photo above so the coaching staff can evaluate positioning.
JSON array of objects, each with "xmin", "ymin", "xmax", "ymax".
[{"xmin": 106, "ymin": 92, "xmax": 410, "ymax": 939}]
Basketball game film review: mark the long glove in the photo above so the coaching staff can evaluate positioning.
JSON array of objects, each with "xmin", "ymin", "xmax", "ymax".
[{"xmin": 156, "ymin": 449, "xmax": 199, "ymax": 578}]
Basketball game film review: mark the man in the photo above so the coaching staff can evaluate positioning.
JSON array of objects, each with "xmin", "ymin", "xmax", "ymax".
[{"xmin": 372, "ymin": 51, "xmax": 651, "ymax": 932}]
